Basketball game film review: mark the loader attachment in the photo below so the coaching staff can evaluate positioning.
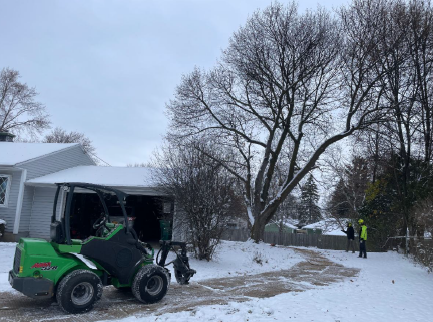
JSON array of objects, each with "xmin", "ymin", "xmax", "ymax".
[{"xmin": 157, "ymin": 240, "xmax": 196, "ymax": 285}]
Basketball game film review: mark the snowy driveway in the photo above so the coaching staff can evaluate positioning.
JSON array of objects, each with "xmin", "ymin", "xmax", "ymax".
[{"xmin": 0, "ymin": 248, "xmax": 358, "ymax": 322}]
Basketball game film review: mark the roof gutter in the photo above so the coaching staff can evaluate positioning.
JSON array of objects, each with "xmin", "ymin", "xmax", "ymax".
[{"xmin": 13, "ymin": 167, "xmax": 27, "ymax": 234}]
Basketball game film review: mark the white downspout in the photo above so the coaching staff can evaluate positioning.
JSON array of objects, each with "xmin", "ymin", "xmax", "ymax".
[
  {"xmin": 13, "ymin": 168, "xmax": 27, "ymax": 234},
  {"xmin": 58, "ymin": 189, "xmax": 65, "ymax": 221}
]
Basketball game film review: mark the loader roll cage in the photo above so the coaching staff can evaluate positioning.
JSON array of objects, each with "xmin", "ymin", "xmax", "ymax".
[
  {"xmin": 52, "ymin": 182, "xmax": 131, "ymax": 245},
  {"xmin": 51, "ymin": 182, "xmax": 196, "ymax": 285}
]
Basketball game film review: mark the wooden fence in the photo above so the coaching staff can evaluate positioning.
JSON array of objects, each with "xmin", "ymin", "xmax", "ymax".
[
  {"xmin": 222, "ymin": 228, "xmax": 357, "ymax": 251},
  {"xmin": 221, "ymin": 228, "xmax": 250, "ymax": 242}
]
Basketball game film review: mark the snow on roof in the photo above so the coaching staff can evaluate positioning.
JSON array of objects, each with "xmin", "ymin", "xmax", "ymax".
[
  {"xmin": 281, "ymin": 221, "xmax": 297, "ymax": 229},
  {"xmin": 267, "ymin": 221, "xmax": 297, "ymax": 229},
  {"xmin": 303, "ymin": 219, "xmax": 347, "ymax": 236},
  {"xmin": 0, "ymin": 142, "xmax": 78, "ymax": 166},
  {"xmin": 303, "ymin": 221, "xmax": 323, "ymax": 229},
  {"xmin": 26, "ymin": 165, "xmax": 157, "ymax": 188}
]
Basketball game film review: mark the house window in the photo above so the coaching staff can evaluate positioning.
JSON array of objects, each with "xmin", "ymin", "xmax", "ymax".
[{"xmin": 0, "ymin": 175, "xmax": 12, "ymax": 207}]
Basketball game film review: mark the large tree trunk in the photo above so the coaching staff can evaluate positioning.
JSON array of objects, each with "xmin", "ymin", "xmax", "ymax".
[{"xmin": 251, "ymin": 217, "xmax": 267, "ymax": 242}]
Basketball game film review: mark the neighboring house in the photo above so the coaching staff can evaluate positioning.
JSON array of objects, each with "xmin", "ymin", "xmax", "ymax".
[
  {"xmin": 302, "ymin": 219, "xmax": 347, "ymax": 236},
  {"xmin": 265, "ymin": 221, "xmax": 297, "ymax": 234},
  {"xmin": 0, "ymin": 139, "xmax": 175, "ymax": 242},
  {"xmin": 302, "ymin": 222, "xmax": 323, "ymax": 235}
]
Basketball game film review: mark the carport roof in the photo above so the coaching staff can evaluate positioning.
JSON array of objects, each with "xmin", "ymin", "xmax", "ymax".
[{"xmin": 26, "ymin": 165, "xmax": 158, "ymax": 189}]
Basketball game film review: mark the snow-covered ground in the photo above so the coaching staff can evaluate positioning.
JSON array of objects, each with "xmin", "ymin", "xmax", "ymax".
[
  {"xmin": 0, "ymin": 242, "xmax": 17, "ymax": 292},
  {"xmin": 108, "ymin": 243, "xmax": 433, "ymax": 322},
  {"xmin": 1, "ymin": 240, "xmax": 432, "ymax": 322},
  {"xmin": 189, "ymin": 240, "xmax": 304, "ymax": 281}
]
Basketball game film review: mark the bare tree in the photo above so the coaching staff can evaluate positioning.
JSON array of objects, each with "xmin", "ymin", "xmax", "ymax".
[
  {"xmin": 412, "ymin": 196, "xmax": 433, "ymax": 237},
  {"xmin": 407, "ymin": 0, "xmax": 433, "ymax": 163},
  {"xmin": 0, "ymin": 67, "xmax": 50, "ymax": 138},
  {"xmin": 44, "ymin": 127, "xmax": 98, "ymax": 164},
  {"xmin": 152, "ymin": 141, "xmax": 243, "ymax": 261},
  {"xmin": 351, "ymin": 0, "xmax": 433, "ymax": 237},
  {"xmin": 166, "ymin": 2, "xmax": 392, "ymax": 241}
]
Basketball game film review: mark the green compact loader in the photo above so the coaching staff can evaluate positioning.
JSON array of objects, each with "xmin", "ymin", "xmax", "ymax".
[{"xmin": 9, "ymin": 183, "xmax": 195, "ymax": 314}]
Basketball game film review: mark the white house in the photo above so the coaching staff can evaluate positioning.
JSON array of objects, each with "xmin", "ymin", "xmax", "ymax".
[{"xmin": 0, "ymin": 140, "xmax": 174, "ymax": 242}]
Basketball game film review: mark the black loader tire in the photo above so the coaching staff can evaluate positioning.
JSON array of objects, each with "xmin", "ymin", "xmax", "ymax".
[
  {"xmin": 132, "ymin": 264, "xmax": 169, "ymax": 304},
  {"xmin": 56, "ymin": 269, "xmax": 103, "ymax": 314}
]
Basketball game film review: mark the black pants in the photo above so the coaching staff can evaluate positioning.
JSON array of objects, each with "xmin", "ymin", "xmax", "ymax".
[{"xmin": 359, "ymin": 240, "xmax": 367, "ymax": 258}]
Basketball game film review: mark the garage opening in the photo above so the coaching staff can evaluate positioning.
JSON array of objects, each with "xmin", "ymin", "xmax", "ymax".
[{"xmin": 68, "ymin": 192, "xmax": 173, "ymax": 243}]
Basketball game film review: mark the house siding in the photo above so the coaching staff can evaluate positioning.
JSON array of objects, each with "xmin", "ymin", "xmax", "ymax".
[
  {"xmin": 22, "ymin": 145, "xmax": 95, "ymax": 180},
  {"xmin": 0, "ymin": 169, "xmax": 23, "ymax": 233},
  {"xmin": 29, "ymin": 187, "xmax": 63, "ymax": 239},
  {"xmin": 19, "ymin": 186, "xmax": 35, "ymax": 233}
]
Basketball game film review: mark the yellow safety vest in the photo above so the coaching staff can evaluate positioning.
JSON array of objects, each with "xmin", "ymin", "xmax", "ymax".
[{"xmin": 360, "ymin": 225, "xmax": 367, "ymax": 240}]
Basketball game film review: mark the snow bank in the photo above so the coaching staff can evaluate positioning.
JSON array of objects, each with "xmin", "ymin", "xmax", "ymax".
[
  {"xmin": 0, "ymin": 243, "xmax": 17, "ymax": 292},
  {"xmin": 188, "ymin": 240, "xmax": 303, "ymax": 281}
]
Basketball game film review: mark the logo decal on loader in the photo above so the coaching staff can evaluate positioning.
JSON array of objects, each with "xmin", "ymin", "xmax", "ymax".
[{"xmin": 31, "ymin": 262, "xmax": 58, "ymax": 270}]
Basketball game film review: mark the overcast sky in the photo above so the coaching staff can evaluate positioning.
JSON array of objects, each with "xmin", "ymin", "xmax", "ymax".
[{"xmin": 1, "ymin": 0, "xmax": 349, "ymax": 166}]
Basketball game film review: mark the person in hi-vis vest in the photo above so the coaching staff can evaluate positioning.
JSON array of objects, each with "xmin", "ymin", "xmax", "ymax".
[{"xmin": 358, "ymin": 219, "xmax": 367, "ymax": 259}]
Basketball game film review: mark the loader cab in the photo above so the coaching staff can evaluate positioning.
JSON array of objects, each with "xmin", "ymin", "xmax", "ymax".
[{"xmin": 50, "ymin": 182, "xmax": 130, "ymax": 245}]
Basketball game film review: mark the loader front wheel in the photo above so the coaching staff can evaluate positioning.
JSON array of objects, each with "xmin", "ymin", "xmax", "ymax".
[
  {"xmin": 56, "ymin": 270, "xmax": 103, "ymax": 314},
  {"xmin": 132, "ymin": 265, "xmax": 169, "ymax": 303}
]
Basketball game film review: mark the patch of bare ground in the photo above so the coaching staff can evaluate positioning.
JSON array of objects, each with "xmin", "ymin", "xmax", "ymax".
[{"xmin": 0, "ymin": 247, "xmax": 359, "ymax": 322}]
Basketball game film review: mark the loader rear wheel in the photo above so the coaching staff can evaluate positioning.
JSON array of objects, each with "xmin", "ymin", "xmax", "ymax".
[
  {"xmin": 132, "ymin": 265, "xmax": 169, "ymax": 303},
  {"xmin": 56, "ymin": 270, "xmax": 103, "ymax": 314}
]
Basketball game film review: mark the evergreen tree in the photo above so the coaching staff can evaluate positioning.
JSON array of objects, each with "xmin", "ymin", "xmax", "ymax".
[
  {"xmin": 299, "ymin": 175, "xmax": 322, "ymax": 225},
  {"xmin": 328, "ymin": 178, "xmax": 351, "ymax": 219},
  {"xmin": 344, "ymin": 156, "xmax": 369, "ymax": 213}
]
